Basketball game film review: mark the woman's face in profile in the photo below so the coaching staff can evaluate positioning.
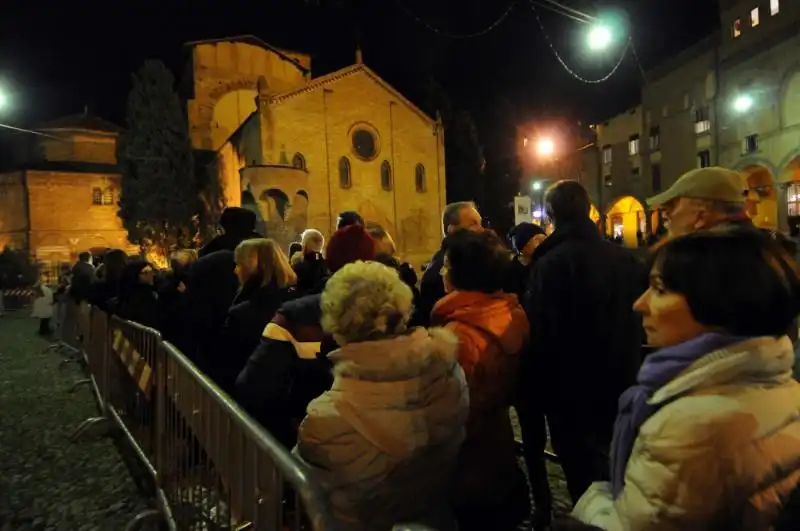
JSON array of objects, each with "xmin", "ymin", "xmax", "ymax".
[{"xmin": 633, "ymin": 267, "xmax": 708, "ymax": 348}]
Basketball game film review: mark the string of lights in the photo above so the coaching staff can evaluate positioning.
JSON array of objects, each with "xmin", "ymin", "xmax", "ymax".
[
  {"xmin": 393, "ymin": 0, "xmax": 520, "ymax": 39},
  {"xmin": 529, "ymin": 0, "xmax": 631, "ymax": 84}
]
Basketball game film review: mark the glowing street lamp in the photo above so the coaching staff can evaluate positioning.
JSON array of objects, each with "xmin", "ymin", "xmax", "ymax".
[
  {"xmin": 536, "ymin": 138, "xmax": 555, "ymax": 158},
  {"xmin": 0, "ymin": 89, "xmax": 7, "ymax": 111},
  {"xmin": 532, "ymin": 181, "xmax": 543, "ymax": 191},
  {"xmin": 587, "ymin": 24, "xmax": 613, "ymax": 51},
  {"xmin": 733, "ymin": 94, "xmax": 754, "ymax": 113}
]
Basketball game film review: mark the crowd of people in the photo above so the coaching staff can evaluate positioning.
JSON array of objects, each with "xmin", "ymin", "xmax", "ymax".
[{"xmin": 49, "ymin": 165, "xmax": 800, "ymax": 531}]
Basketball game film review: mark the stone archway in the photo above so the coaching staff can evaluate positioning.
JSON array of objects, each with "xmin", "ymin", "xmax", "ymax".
[
  {"xmin": 606, "ymin": 196, "xmax": 645, "ymax": 248},
  {"xmin": 195, "ymin": 78, "xmax": 261, "ymax": 150},
  {"xmin": 742, "ymin": 165, "xmax": 778, "ymax": 229}
]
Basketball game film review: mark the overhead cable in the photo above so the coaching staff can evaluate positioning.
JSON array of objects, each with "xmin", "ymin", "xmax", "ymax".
[{"xmin": 529, "ymin": 0, "xmax": 630, "ymax": 84}]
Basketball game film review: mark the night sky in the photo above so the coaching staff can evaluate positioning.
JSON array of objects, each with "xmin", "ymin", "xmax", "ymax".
[{"xmin": 0, "ymin": 0, "xmax": 719, "ymax": 129}]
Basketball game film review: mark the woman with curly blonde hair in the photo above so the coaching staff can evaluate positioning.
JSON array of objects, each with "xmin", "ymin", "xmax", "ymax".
[
  {"xmin": 296, "ymin": 260, "xmax": 469, "ymax": 531},
  {"xmin": 212, "ymin": 238, "xmax": 298, "ymax": 393}
]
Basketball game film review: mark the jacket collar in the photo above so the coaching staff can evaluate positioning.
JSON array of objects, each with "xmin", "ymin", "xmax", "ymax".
[
  {"xmin": 649, "ymin": 335, "xmax": 796, "ymax": 406},
  {"xmin": 532, "ymin": 217, "xmax": 600, "ymax": 261}
]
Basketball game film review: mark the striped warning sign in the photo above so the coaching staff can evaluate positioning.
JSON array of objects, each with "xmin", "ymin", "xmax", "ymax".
[{"xmin": 111, "ymin": 328, "xmax": 153, "ymax": 399}]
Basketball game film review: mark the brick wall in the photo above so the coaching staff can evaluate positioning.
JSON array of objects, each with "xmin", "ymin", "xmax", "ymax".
[
  {"xmin": 26, "ymin": 171, "xmax": 129, "ymax": 256},
  {"xmin": 0, "ymin": 171, "xmax": 28, "ymax": 250}
]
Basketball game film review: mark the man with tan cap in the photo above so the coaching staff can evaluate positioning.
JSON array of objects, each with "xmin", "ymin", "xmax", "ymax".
[{"xmin": 647, "ymin": 166, "xmax": 751, "ymax": 238}]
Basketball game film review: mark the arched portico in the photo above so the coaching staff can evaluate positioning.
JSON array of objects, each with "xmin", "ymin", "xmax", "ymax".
[{"xmin": 606, "ymin": 196, "xmax": 645, "ymax": 248}]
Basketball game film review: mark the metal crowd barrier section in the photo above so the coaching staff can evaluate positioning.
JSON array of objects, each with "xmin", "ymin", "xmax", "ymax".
[
  {"xmin": 68, "ymin": 309, "xmax": 336, "ymax": 530},
  {"xmin": 159, "ymin": 340, "xmax": 336, "ymax": 531}
]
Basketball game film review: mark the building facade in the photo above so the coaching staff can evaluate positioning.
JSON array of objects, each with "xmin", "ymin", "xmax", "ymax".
[
  {"xmin": 186, "ymin": 36, "xmax": 446, "ymax": 267},
  {"xmin": 0, "ymin": 113, "xmax": 134, "ymax": 263},
  {"xmin": 587, "ymin": 0, "xmax": 800, "ymax": 243}
]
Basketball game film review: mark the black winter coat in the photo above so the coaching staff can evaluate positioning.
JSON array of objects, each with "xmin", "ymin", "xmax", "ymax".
[
  {"xmin": 235, "ymin": 293, "xmax": 336, "ymax": 448},
  {"xmin": 211, "ymin": 282, "xmax": 298, "ymax": 394},
  {"xmin": 523, "ymin": 219, "xmax": 645, "ymax": 413}
]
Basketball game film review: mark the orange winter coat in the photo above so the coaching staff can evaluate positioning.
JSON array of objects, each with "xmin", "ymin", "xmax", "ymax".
[{"xmin": 432, "ymin": 290, "xmax": 530, "ymax": 509}]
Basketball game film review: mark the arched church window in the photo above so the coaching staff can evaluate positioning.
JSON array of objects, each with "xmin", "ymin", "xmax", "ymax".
[
  {"xmin": 380, "ymin": 160, "xmax": 393, "ymax": 191},
  {"xmin": 339, "ymin": 157, "xmax": 352, "ymax": 189},
  {"xmin": 292, "ymin": 153, "xmax": 306, "ymax": 170},
  {"xmin": 92, "ymin": 188, "xmax": 102, "ymax": 205},
  {"xmin": 102, "ymin": 188, "xmax": 114, "ymax": 205},
  {"xmin": 415, "ymin": 163, "xmax": 427, "ymax": 193}
]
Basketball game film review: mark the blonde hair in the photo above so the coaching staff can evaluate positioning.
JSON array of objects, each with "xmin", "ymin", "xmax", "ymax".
[
  {"xmin": 321, "ymin": 261, "xmax": 413, "ymax": 345},
  {"xmin": 301, "ymin": 229, "xmax": 325, "ymax": 252},
  {"xmin": 234, "ymin": 238, "xmax": 297, "ymax": 289},
  {"xmin": 368, "ymin": 226, "xmax": 397, "ymax": 256}
]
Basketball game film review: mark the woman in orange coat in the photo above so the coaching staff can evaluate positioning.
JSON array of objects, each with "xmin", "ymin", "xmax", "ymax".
[{"xmin": 432, "ymin": 229, "xmax": 531, "ymax": 531}]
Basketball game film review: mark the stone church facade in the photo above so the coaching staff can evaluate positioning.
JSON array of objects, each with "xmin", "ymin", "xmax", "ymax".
[
  {"xmin": 0, "ymin": 113, "xmax": 134, "ymax": 264},
  {"xmin": 185, "ymin": 36, "xmax": 446, "ymax": 268}
]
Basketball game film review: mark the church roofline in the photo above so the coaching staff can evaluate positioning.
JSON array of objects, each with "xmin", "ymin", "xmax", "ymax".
[
  {"xmin": 269, "ymin": 64, "xmax": 436, "ymax": 125},
  {"xmin": 183, "ymin": 35, "xmax": 310, "ymax": 75}
]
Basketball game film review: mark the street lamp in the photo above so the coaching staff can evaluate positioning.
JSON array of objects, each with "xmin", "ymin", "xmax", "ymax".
[
  {"xmin": 532, "ymin": 181, "xmax": 543, "ymax": 191},
  {"xmin": 733, "ymin": 94, "xmax": 754, "ymax": 113},
  {"xmin": 0, "ymin": 89, "xmax": 7, "ymax": 111},
  {"xmin": 587, "ymin": 24, "xmax": 613, "ymax": 51},
  {"xmin": 536, "ymin": 138, "xmax": 555, "ymax": 158}
]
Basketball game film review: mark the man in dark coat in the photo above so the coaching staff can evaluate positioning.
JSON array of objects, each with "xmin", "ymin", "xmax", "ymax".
[
  {"xmin": 70, "ymin": 252, "xmax": 97, "ymax": 303},
  {"xmin": 522, "ymin": 180, "xmax": 645, "ymax": 504},
  {"xmin": 199, "ymin": 207, "xmax": 260, "ymax": 257},
  {"xmin": 413, "ymin": 201, "xmax": 483, "ymax": 327}
]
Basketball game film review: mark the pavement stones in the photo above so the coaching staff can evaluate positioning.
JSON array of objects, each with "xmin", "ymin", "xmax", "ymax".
[{"xmin": 0, "ymin": 314, "xmax": 150, "ymax": 530}]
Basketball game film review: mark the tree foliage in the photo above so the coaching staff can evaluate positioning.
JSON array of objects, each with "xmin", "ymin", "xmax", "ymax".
[
  {"xmin": 0, "ymin": 248, "xmax": 38, "ymax": 288},
  {"xmin": 117, "ymin": 60, "xmax": 197, "ymax": 255},
  {"xmin": 420, "ymin": 78, "xmax": 486, "ymax": 206}
]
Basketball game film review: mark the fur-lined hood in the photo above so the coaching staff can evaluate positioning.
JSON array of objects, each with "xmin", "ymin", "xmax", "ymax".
[{"xmin": 329, "ymin": 327, "xmax": 460, "ymax": 382}]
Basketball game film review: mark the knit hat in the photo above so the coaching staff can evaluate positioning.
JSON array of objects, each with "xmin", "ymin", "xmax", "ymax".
[
  {"xmin": 647, "ymin": 167, "xmax": 747, "ymax": 207},
  {"xmin": 325, "ymin": 224, "xmax": 376, "ymax": 273},
  {"xmin": 509, "ymin": 222, "xmax": 546, "ymax": 254}
]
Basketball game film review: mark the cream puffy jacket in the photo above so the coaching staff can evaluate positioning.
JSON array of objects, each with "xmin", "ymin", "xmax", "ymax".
[
  {"xmin": 573, "ymin": 335, "xmax": 800, "ymax": 530},
  {"xmin": 295, "ymin": 327, "xmax": 469, "ymax": 531}
]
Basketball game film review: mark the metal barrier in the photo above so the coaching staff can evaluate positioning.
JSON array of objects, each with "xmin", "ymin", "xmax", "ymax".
[{"xmin": 64, "ymin": 307, "xmax": 336, "ymax": 531}]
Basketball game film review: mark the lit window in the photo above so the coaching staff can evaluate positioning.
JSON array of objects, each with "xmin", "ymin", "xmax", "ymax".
[
  {"xmin": 788, "ymin": 183, "xmax": 800, "ymax": 216},
  {"xmin": 771, "ymin": 0, "xmax": 779, "ymax": 16},
  {"xmin": 733, "ymin": 18, "xmax": 742, "ymax": 37},
  {"xmin": 694, "ymin": 107, "xmax": 711, "ymax": 134},
  {"xmin": 751, "ymin": 7, "xmax": 760, "ymax": 26},
  {"xmin": 102, "ymin": 189, "xmax": 114, "ymax": 205},
  {"xmin": 602, "ymin": 146, "xmax": 612, "ymax": 164},
  {"xmin": 628, "ymin": 135, "xmax": 640, "ymax": 156},
  {"xmin": 92, "ymin": 188, "xmax": 102, "ymax": 205},
  {"xmin": 649, "ymin": 126, "xmax": 660, "ymax": 151}
]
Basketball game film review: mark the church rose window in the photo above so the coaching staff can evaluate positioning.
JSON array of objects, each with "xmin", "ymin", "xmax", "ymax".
[
  {"xmin": 380, "ymin": 160, "xmax": 393, "ymax": 191},
  {"xmin": 339, "ymin": 157, "xmax": 352, "ymax": 189},
  {"xmin": 352, "ymin": 128, "xmax": 378, "ymax": 161}
]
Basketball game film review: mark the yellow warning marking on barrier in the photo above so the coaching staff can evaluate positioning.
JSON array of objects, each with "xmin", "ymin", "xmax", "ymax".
[{"xmin": 111, "ymin": 328, "xmax": 153, "ymax": 399}]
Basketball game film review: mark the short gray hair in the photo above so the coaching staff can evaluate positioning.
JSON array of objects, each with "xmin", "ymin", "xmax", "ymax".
[{"xmin": 442, "ymin": 201, "xmax": 476, "ymax": 235}]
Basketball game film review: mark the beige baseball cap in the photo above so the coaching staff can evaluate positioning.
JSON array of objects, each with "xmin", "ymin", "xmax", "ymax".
[{"xmin": 647, "ymin": 167, "xmax": 748, "ymax": 207}]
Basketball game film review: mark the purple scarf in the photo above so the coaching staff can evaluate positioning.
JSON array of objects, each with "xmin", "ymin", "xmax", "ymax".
[{"xmin": 609, "ymin": 332, "xmax": 747, "ymax": 498}]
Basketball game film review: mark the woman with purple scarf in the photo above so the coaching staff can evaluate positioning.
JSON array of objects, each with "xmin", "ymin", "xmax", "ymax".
[{"xmin": 572, "ymin": 230, "xmax": 800, "ymax": 530}]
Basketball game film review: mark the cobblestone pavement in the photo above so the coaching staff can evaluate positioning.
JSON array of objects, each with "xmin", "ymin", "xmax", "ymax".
[{"xmin": 0, "ymin": 313, "xmax": 149, "ymax": 531}]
